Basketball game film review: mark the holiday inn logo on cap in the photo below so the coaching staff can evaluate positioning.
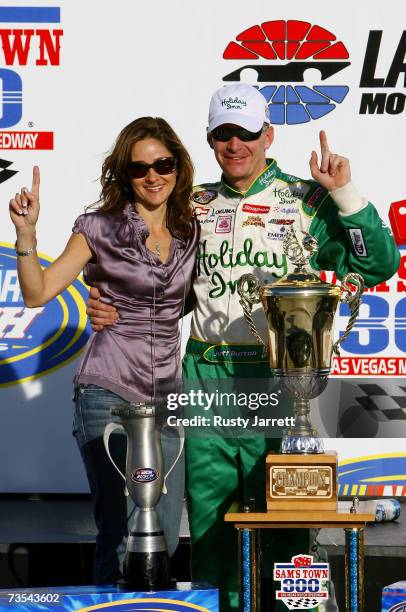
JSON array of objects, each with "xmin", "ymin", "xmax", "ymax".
[
  {"xmin": 222, "ymin": 19, "xmax": 350, "ymax": 125},
  {"xmin": 220, "ymin": 96, "xmax": 247, "ymax": 109}
]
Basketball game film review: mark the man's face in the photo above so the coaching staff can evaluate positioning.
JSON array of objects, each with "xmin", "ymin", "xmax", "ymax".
[{"xmin": 208, "ymin": 123, "xmax": 274, "ymax": 191}]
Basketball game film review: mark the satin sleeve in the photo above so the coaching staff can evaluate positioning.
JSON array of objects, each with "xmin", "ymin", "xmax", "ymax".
[{"xmin": 72, "ymin": 213, "xmax": 97, "ymax": 254}]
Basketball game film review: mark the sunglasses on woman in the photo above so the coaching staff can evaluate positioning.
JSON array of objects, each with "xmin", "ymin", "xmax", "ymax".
[
  {"xmin": 210, "ymin": 125, "xmax": 266, "ymax": 142},
  {"xmin": 128, "ymin": 157, "xmax": 176, "ymax": 179}
]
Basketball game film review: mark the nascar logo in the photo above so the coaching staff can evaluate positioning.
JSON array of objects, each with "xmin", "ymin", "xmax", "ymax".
[
  {"xmin": 131, "ymin": 468, "xmax": 159, "ymax": 483},
  {"xmin": 0, "ymin": 243, "xmax": 90, "ymax": 385},
  {"xmin": 222, "ymin": 19, "xmax": 350, "ymax": 124}
]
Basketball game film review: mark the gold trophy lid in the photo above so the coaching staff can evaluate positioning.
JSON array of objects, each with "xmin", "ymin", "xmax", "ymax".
[
  {"xmin": 261, "ymin": 229, "xmax": 341, "ymax": 296},
  {"xmin": 262, "ymin": 268, "xmax": 340, "ymax": 295},
  {"xmin": 261, "ymin": 271, "xmax": 341, "ymax": 296}
]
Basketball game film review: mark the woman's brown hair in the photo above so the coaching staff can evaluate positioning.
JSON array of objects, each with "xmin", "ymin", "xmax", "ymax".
[{"xmin": 96, "ymin": 117, "xmax": 194, "ymax": 240}]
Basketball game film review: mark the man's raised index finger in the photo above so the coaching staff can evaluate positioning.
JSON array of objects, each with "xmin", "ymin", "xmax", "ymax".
[
  {"xmin": 31, "ymin": 165, "xmax": 40, "ymax": 195},
  {"xmin": 319, "ymin": 130, "xmax": 330, "ymax": 152}
]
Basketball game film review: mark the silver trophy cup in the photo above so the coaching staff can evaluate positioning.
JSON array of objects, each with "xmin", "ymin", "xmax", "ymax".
[{"xmin": 104, "ymin": 402, "xmax": 183, "ymax": 590}]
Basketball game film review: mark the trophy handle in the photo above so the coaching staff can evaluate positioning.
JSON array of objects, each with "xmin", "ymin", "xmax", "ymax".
[
  {"xmin": 162, "ymin": 424, "xmax": 185, "ymax": 495},
  {"xmin": 103, "ymin": 422, "xmax": 129, "ymax": 495},
  {"xmin": 333, "ymin": 272, "xmax": 365, "ymax": 356},
  {"xmin": 237, "ymin": 273, "xmax": 268, "ymax": 349}
]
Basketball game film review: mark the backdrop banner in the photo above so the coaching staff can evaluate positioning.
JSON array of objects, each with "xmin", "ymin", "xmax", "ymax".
[{"xmin": 0, "ymin": 0, "xmax": 405, "ymax": 492}]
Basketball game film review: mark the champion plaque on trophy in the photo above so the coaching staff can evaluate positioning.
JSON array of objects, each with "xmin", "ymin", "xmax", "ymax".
[{"xmin": 237, "ymin": 228, "xmax": 364, "ymax": 511}]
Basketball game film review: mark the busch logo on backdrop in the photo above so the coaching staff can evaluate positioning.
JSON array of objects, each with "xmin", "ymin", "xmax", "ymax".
[
  {"xmin": 0, "ymin": 6, "xmax": 63, "ymax": 149},
  {"xmin": 0, "ymin": 243, "xmax": 90, "ymax": 385},
  {"xmin": 274, "ymin": 554, "xmax": 329, "ymax": 609}
]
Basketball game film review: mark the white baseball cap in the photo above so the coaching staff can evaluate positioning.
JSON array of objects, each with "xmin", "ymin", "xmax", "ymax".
[{"xmin": 208, "ymin": 83, "xmax": 270, "ymax": 132}]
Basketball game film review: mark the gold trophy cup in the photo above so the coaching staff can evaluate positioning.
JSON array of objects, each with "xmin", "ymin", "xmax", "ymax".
[{"xmin": 237, "ymin": 228, "xmax": 363, "ymax": 510}]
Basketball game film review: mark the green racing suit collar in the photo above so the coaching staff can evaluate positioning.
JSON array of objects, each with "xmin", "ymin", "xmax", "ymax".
[{"xmin": 222, "ymin": 158, "xmax": 279, "ymax": 198}]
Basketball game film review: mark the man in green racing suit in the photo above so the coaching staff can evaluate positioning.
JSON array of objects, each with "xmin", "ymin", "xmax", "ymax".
[{"xmin": 88, "ymin": 83, "xmax": 400, "ymax": 611}]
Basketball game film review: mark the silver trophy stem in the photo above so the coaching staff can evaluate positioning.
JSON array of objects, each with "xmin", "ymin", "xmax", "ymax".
[
  {"xmin": 281, "ymin": 398, "xmax": 324, "ymax": 454},
  {"xmin": 126, "ymin": 508, "xmax": 167, "ymax": 558}
]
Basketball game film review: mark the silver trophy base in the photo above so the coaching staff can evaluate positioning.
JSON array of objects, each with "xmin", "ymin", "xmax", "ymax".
[
  {"xmin": 123, "ymin": 506, "xmax": 170, "ymax": 590},
  {"xmin": 281, "ymin": 432, "xmax": 324, "ymax": 454}
]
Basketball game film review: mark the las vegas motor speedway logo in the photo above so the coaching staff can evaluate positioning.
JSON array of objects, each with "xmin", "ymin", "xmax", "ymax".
[{"xmin": 222, "ymin": 19, "xmax": 350, "ymax": 125}]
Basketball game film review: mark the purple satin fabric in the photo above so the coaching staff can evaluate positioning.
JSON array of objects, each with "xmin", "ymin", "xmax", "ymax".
[{"xmin": 72, "ymin": 202, "xmax": 198, "ymax": 402}]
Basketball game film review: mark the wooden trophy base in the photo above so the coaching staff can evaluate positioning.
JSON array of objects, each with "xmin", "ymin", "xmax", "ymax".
[{"xmin": 266, "ymin": 451, "xmax": 337, "ymax": 511}]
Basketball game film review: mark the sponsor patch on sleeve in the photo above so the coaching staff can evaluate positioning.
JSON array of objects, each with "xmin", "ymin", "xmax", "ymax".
[
  {"xmin": 302, "ymin": 184, "xmax": 328, "ymax": 215},
  {"xmin": 192, "ymin": 190, "xmax": 218, "ymax": 204},
  {"xmin": 348, "ymin": 228, "xmax": 368, "ymax": 257}
]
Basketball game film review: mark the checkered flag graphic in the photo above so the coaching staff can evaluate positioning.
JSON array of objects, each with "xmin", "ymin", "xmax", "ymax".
[
  {"xmin": 354, "ymin": 383, "xmax": 406, "ymax": 421},
  {"xmin": 284, "ymin": 597, "xmax": 320, "ymax": 610}
]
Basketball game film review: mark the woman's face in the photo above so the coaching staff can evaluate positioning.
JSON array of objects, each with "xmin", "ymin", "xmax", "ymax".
[{"xmin": 129, "ymin": 138, "xmax": 177, "ymax": 210}]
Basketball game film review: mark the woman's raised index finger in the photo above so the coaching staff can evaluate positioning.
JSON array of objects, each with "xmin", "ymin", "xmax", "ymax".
[{"xmin": 31, "ymin": 165, "xmax": 40, "ymax": 196}]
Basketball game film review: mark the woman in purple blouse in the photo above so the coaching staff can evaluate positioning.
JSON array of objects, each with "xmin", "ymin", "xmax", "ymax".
[{"xmin": 9, "ymin": 117, "xmax": 199, "ymax": 584}]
